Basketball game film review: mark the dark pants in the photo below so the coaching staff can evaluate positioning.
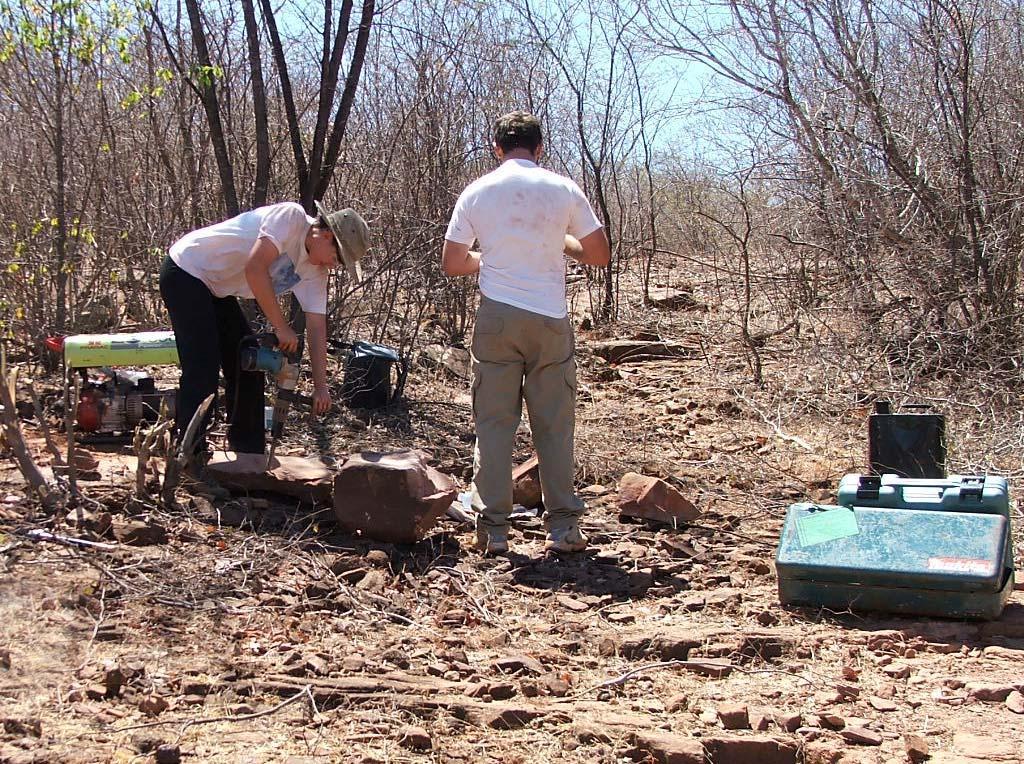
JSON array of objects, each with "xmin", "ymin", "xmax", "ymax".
[{"xmin": 159, "ymin": 256, "xmax": 265, "ymax": 454}]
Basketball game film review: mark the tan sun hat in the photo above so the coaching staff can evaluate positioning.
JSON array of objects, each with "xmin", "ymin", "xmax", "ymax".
[{"xmin": 314, "ymin": 201, "xmax": 368, "ymax": 282}]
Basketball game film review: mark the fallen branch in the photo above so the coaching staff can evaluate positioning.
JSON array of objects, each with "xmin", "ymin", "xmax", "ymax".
[
  {"xmin": 23, "ymin": 529, "xmax": 118, "ymax": 551},
  {"xmin": 112, "ymin": 685, "xmax": 316, "ymax": 734},
  {"xmin": 735, "ymin": 392, "xmax": 813, "ymax": 451}
]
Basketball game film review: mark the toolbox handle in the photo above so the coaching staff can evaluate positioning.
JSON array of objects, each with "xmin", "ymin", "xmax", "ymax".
[{"xmin": 857, "ymin": 475, "xmax": 881, "ymax": 500}]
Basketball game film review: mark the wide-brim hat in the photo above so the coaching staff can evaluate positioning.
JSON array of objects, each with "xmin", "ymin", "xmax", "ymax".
[{"xmin": 315, "ymin": 201, "xmax": 368, "ymax": 283}]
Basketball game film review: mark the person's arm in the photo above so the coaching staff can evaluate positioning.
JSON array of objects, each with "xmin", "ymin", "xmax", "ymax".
[
  {"xmin": 567, "ymin": 228, "xmax": 611, "ymax": 268},
  {"xmin": 441, "ymin": 239, "xmax": 481, "ymax": 276},
  {"xmin": 244, "ymin": 237, "xmax": 299, "ymax": 352},
  {"xmin": 305, "ymin": 312, "xmax": 330, "ymax": 414}
]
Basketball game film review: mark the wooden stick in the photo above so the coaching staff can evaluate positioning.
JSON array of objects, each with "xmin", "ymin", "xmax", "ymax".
[{"xmin": 0, "ymin": 362, "xmax": 59, "ymax": 514}]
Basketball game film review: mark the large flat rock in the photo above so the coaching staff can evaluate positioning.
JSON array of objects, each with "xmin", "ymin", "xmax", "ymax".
[{"xmin": 205, "ymin": 451, "xmax": 334, "ymax": 503}]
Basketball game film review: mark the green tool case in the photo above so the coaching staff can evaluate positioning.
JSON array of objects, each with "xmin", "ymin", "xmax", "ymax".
[{"xmin": 775, "ymin": 503, "xmax": 1013, "ymax": 620}]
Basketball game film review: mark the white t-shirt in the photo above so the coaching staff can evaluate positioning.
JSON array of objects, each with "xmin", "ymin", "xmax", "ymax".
[
  {"xmin": 445, "ymin": 158, "xmax": 603, "ymax": 318},
  {"xmin": 169, "ymin": 202, "xmax": 329, "ymax": 314}
]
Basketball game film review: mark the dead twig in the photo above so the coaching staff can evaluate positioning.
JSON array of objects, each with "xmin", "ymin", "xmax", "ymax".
[
  {"xmin": 133, "ymin": 418, "xmax": 173, "ymax": 497},
  {"xmin": 161, "ymin": 394, "xmax": 214, "ymax": 507},
  {"xmin": 28, "ymin": 381, "xmax": 64, "ymax": 467}
]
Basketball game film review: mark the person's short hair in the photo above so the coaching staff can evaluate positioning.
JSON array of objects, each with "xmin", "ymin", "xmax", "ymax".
[{"xmin": 493, "ymin": 111, "xmax": 543, "ymax": 154}]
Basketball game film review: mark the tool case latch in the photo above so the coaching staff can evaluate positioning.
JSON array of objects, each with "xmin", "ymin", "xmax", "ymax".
[
  {"xmin": 857, "ymin": 475, "xmax": 882, "ymax": 500},
  {"xmin": 959, "ymin": 475, "xmax": 985, "ymax": 501}
]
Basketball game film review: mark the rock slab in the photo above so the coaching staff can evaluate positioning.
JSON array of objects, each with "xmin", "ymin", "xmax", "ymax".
[
  {"xmin": 618, "ymin": 472, "xmax": 700, "ymax": 526},
  {"xmin": 206, "ymin": 451, "xmax": 334, "ymax": 503},
  {"xmin": 512, "ymin": 456, "xmax": 542, "ymax": 509},
  {"xmin": 333, "ymin": 450, "xmax": 457, "ymax": 543}
]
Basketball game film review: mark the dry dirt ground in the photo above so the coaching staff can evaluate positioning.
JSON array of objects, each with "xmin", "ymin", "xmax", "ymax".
[{"xmin": 1, "ymin": 285, "xmax": 1023, "ymax": 764}]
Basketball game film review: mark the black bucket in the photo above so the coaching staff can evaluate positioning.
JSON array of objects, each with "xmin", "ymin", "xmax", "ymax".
[
  {"xmin": 338, "ymin": 341, "xmax": 407, "ymax": 409},
  {"xmin": 868, "ymin": 400, "xmax": 945, "ymax": 478}
]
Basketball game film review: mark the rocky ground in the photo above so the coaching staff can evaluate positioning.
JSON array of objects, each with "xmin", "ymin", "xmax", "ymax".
[{"xmin": 1, "ymin": 285, "xmax": 1023, "ymax": 764}]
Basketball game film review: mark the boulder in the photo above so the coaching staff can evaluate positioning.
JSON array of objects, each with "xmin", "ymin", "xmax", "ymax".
[
  {"xmin": 618, "ymin": 472, "xmax": 700, "ymax": 526},
  {"xmin": 333, "ymin": 450, "xmax": 457, "ymax": 543}
]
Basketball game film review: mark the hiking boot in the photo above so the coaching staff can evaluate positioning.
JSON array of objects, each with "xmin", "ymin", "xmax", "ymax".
[
  {"xmin": 544, "ymin": 524, "xmax": 588, "ymax": 553},
  {"xmin": 474, "ymin": 528, "xmax": 510, "ymax": 555}
]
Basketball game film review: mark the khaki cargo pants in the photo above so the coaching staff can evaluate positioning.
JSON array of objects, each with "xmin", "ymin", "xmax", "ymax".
[{"xmin": 470, "ymin": 296, "xmax": 585, "ymax": 535}]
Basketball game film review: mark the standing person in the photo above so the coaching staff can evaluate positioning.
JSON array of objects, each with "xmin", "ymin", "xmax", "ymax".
[
  {"xmin": 159, "ymin": 201, "xmax": 368, "ymax": 458},
  {"xmin": 442, "ymin": 111, "xmax": 611, "ymax": 554}
]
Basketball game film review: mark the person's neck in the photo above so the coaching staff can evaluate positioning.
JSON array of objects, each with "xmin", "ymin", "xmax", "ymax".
[{"xmin": 503, "ymin": 149, "xmax": 537, "ymax": 163}]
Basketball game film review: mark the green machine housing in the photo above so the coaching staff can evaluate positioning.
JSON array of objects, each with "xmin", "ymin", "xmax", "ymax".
[
  {"xmin": 63, "ymin": 332, "xmax": 179, "ymax": 368},
  {"xmin": 776, "ymin": 481, "xmax": 1014, "ymax": 619}
]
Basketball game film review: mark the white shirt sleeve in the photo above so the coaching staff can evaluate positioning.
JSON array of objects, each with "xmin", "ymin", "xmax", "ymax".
[
  {"xmin": 566, "ymin": 182, "xmax": 603, "ymax": 240},
  {"xmin": 445, "ymin": 190, "xmax": 477, "ymax": 245},
  {"xmin": 291, "ymin": 276, "xmax": 328, "ymax": 315},
  {"xmin": 257, "ymin": 202, "xmax": 307, "ymax": 254}
]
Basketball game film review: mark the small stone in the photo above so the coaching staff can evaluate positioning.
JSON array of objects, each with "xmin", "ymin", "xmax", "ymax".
[
  {"xmin": 85, "ymin": 684, "xmax": 108, "ymax": 701},
  {"xmin": 881, "ymin": 663, "xmax": 912, "ymax": 679},
  {"xmin": 364, "ymin": 549, "xmax": 390, "ymax": 567},
  {"xmin": 493, "ymin": 654, "xmax": 545, "ymax": 675},
  {"xmin": 104, "ymin": 665, "xmax": 126, "ymax": 697},
  {"xmin": 817, "ymin": 712, "xmax": 845, "ymax": 730},
  {"xmin": 111, "ymin": 519, "xmax": 168, "ymax": 546},
  {"xmin": 717, "ymin": 702, "xmax": 750, "ymax": 730},
  {"xmin": 138, "ymin": 695, "xmax": 169, "ymax": 716},
  {"xmin": 629, "ymin": 732, "xmax": 703, "ymax": 764},
  {"xmin": 666, "ymin": 693, "xmax": 689, "ymax": 713},
  {"xmin": 557, "ymin": 595, "xmax": 590, "ymax": 612},
  {"xmin": 965, "ymin": 682, "xmax": 1015, "ymax": 702},
  {"xmin": 355, "ymin": 569, "xmax": 387, "ymax": 593},
  {"xmin": 155, "ymin": 744, "xmax": 181, "ymax": 764},
  {"xmin": 875, "ymin": 682, "xmax": 896, "ymax": 699},
  {"xmin": 398, "ymin": 726, "xmax": 432, "ymax": 751},
  {"xmin": 904, "ymin": 733, "xmax": 929, "ymax": 763},
  {"xmin": 775, "ymin": 711, "xmax": 802, "ymax": 732},
  {"xmin": 543, "ymin": 676, "xmax": 569, "ymax": 697},
  {"xmin": 756, "ymin": 610, "xmax": 778, "ymax": 626},
  {"xmin": 867, "ymin": 696, "xmax": 897, "ymax": 712},
  {"xmin": 131, "ymin": 733, "xmax": 164, "ymax": 754},
  {"xmin": 341, "ymin": 656, "xmax": 365, "ymax": 672},
  {"xmin": 521, "ymin": 682, "xmax": 539, "ymax": 698},
  {"xmin": 486, "ymin": 682, "xmax": 516, "ymax": 700},
  {"xmin": 749, "ymin": 709, "xmax": 771, "ymax": 731},
  {"xmin": 179, "ymin": 679, "xmax": 211, "ymax": 696},
  {"xmin": 803, "ymin": 741, "xmax": 846, "ymax": 764},
  {"xmin": 1006, "ymin": 690, "xmax": 1024, "ymax": 714},
  {"xmin": 841, "ymin": 726, "xmax": 883, "ymax": 746},
  {"xmin": 0, "ymin": 650, "xmax": 9, "ymax": 670},
  {"xmin": 464, "ymin": 682, "xmax": 488, "ymax": 698}
]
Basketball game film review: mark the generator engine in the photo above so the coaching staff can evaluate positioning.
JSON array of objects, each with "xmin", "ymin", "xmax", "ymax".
[{"xmin": 75, "ymin": 369, "xmax": 177, "ymax": 435}]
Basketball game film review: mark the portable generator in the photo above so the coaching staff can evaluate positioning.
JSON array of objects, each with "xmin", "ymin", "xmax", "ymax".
[{"xmin": 46, "ymin": 332, "xmax": 179, "ymax": 438}]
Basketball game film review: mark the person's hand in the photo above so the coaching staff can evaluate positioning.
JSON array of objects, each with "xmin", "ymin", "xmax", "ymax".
[
  {"xmin": 275, "ymin": 325, "xmax": 299, "ymax": 354},
  {"xmin": 312, "ymin": 385, "xmax": 332, "ymax": 415}
]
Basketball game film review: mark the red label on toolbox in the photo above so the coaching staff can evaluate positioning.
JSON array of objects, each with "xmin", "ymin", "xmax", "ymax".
[{"xmin": 927, "ymin": 556, "xmax": 994, "ymax": 575}]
